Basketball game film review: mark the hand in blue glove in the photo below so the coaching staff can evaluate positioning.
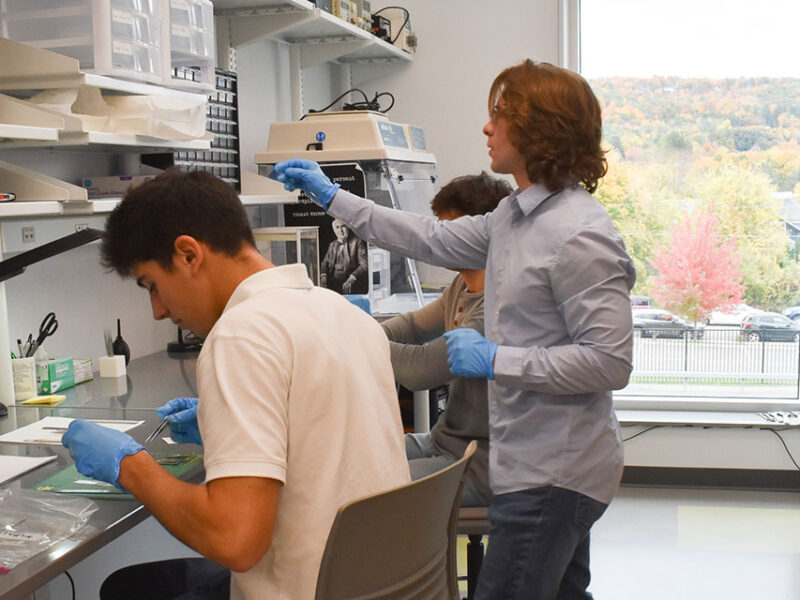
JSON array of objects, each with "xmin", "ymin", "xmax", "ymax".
[
  {"xmin": 344, "ymin": 294, "xmax": 371, "ymax": 314},
  {"xmin": 62, "ymin": 420, "xmax": 145, "ymax": 489},
  {"xmin": 156, "ymin": 397, "xmax": 203, "ymax": 445},
  {"xmin": 270, "ymin": 159, "xmax": 340, "ymax": 210},
  {"xmin": 443, "ymin": 328, "xmax": 499, "ymax": 380}
]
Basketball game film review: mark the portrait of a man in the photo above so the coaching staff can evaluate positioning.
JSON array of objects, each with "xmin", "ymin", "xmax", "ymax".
[{"xmin": 320, "ymin": 218, "xmax": 368, "ymax": 294}]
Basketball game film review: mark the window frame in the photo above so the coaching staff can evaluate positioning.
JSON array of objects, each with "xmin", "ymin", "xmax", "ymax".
[{"xmin": 564, "ymin": 0, "xmax": 800, "ymax": 414}]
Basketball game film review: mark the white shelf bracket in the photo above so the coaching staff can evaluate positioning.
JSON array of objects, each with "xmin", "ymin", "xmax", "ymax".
[
  {"xmin": 298, "ymin": 37, "xmax": 372, "ymax": 70},
  {"xmin": 224, "ymin": 9, "xmax": 316, "ymax": 48}
]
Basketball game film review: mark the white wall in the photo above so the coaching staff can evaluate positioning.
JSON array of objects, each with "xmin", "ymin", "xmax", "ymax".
[{"xmin": 352, "ymin": 0, "xmax": 559, "ymax": 186}]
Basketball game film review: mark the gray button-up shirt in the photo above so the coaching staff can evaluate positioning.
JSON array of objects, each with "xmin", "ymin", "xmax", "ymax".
[{"xmin": 330, "ymin": 183, "xmax": 635, "ymax": 503}]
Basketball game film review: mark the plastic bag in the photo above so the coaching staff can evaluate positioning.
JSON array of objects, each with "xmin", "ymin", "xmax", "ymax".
[{"xmin": 0, "ymin": 487, "xmax": 98, "ymax": 574}]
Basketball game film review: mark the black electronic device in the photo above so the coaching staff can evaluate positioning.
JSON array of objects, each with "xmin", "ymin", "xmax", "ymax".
[
  {"xmin": 167, "ymin": 327, "xmax": 203, "ymax": 354},
  {"xmin": 0, "ymin": 228, "xmax": 103, "ymax": 283},
  {"xmin": 371, "ymin": 14, "xmax": 391, "ymax": 42}
]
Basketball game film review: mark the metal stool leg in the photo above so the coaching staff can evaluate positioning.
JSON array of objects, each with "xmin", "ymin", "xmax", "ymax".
[{"xmin": 465, "ymin": 533, "xmax": 485, "ymax": 600}]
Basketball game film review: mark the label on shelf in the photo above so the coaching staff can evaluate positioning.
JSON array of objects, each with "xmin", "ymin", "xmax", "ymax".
[
  {"xmin": 111, "ymin": 40, "xmax": 133, "ymax": 56},
  {"xmin": 172, "ymin": 25, "xmax": 190, "ymax": 38},
  {"xmin": 112, "ymin": 9, "xmax": 133, "ymax": 26}
]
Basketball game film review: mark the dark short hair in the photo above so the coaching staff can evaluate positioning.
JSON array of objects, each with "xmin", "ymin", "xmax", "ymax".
[
  {"xmin": 101, "ymin": 169, "xmax": 255, "ymax": 277},
  {"xmin": 489, "ymin": 59, "xmax": 607, "ymax": 193},
  {"xmin": 430, "ymin": 171, "xmax": 512, "ymax": 218}
]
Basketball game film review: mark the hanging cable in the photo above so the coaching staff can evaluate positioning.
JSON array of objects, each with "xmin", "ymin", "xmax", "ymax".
[{"xmin": 372, "ymin": 6, "xmax": 410, "ymax": 44}]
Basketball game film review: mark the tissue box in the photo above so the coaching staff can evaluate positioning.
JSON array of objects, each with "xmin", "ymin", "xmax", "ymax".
[
  {"xmin": 37, "ymin": 358, "xmax": 94, "ymax": 394},
  {"xmin": 83, "ymin": 175, "xmax": 155, "ymax": 198}
]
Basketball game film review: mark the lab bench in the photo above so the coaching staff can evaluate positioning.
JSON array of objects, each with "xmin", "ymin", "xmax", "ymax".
[{"xmin": 0, "ymin": 350, "xmax": 200, "ymax": 600}]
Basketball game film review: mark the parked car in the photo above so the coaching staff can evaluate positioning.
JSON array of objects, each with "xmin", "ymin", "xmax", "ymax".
[
  {"xmin": 707, "ymin": 303, "xmax": 765, "ymax": 326},
  {"xmin": 631, "ymin": 295, "xmax": 652, "ymax": 309},
  {"xmin": 740, "ymin": 312, "xmax": 800, "ymax": 342},
  {"xmin": 782, "ymin": 306, "xmax": 800, "ymax": 321},
  {"xmin": 632, "ymin": 309, "xmax": 703, "ymax": 339}
]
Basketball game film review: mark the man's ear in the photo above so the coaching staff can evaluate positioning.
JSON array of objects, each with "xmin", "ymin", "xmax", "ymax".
[{"xmin": 173, "ymin": 235, "xmax": 204, "ymax": 273}]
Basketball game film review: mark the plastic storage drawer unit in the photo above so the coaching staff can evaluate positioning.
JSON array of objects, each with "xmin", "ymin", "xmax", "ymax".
[
  {"xmin": 1, "ymin": 0, "xmax": 166, "ymax": 85},
  {"xmin": 167, "ymin": 0, "xmax": 215, "ymax": 91}
]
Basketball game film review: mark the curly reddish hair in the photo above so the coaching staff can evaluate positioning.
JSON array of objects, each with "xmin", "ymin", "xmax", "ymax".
[{"xmin": 488, "ymin": 60, "xmax": 607, "ymax": 193}]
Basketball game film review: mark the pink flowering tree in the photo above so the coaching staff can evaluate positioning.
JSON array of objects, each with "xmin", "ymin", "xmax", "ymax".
[{"xmin": 651, "ymin": 208, "xmax": 744, "ymax": 324}]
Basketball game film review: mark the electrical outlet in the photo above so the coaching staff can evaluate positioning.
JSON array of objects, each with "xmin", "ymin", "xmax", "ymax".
[
  {"xmin": 75, "ymin": 223, "xmax": 89, "ymax": 232},
  {"xmin": 21, "ymin": 226, "xmax": 35, "ymax": 243}
]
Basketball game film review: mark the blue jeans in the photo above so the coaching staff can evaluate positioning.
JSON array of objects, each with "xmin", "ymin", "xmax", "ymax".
[{"xmin": 474, "ymin": 486, "xmax": 608, "ymax": 600}]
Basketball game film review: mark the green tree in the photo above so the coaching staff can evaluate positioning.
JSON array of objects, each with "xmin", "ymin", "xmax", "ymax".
[
  {"xmin": 691, "ymin": 161, "xmax": 792, "ymax": 308},
  {"xmin": 595, "ymin": 150, "xmax": 664, "ymax": 295}
]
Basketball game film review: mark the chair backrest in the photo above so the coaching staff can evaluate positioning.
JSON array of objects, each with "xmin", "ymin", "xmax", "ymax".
[{"xmin": 315, "ymin": 441, "xmax": 477, "ymax": 600}]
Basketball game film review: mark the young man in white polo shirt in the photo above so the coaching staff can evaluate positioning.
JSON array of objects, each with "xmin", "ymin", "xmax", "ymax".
[{"xmin": 61, "ymin": 169, "xmax": 411, "ymax": 600}]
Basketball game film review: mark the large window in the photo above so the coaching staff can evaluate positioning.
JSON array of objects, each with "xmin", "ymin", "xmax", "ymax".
[{"xmin": 580, "ymin": 0, "xmax": 800, "ymax": 401}]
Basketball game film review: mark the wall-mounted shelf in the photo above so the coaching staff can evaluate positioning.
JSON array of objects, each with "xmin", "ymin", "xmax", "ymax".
[
  {"xmin": 214, "ymin": 0, "xmax": 412, "ymax": 64},
  {"xmin": 0, "ymin": 131, "xmax": 212, "ymax": 152},
  {"xmin": 0, "ymin": 38, "xmax": 208, "ymax": 101},
  {"xmin": 0, "ymin": 167, "xmax": 297, "ymax": 219}
]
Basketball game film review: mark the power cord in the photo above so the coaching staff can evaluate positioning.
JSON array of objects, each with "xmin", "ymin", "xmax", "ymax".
[
  {"xmin": 622, "ymin": 424, "xmax": 800, "ymax": 471},
  {"xmin": 372, "ymin": 6, "xmax": 410, "ymax": 44},
  {"xmin": 622, "ymin": 425, "xmax": 662, "ymax": 442},
  {"xmin": 65, "ymin": 570, "xmax": 76, "ymax": 600},
  {"xmin": 305, "ymin": 88, "xmax": 396, "ymax": 117},
  {"xmin": 766, "ymin": 427, "xmax": 800, "ymax": 470}
]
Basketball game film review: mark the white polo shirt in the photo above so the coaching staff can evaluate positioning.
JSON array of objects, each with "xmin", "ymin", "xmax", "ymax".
[{"xmin": 196, "ymin": 264, "xmax": 410, "ymax": 600}]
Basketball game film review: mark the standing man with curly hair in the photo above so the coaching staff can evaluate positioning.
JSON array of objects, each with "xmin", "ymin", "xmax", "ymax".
[{"xmin": 273, "ymin": 60, "xmax": 636, "ymax": 599}]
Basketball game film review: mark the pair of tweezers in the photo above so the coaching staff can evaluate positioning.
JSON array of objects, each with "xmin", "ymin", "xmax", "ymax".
[{"xmin": 145, "ymin": 419, "xmax": 169, "ymax": 442}]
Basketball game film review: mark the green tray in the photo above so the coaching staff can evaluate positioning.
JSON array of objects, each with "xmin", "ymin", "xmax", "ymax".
[{"xmin": 34, "ymin": 454, "xmax": 203, "ymax": 500}]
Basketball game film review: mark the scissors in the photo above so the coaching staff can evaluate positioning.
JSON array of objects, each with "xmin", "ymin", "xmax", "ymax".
[{"xmin": 26, "ymin": 312, "xmax": 58, "ymax": 357}]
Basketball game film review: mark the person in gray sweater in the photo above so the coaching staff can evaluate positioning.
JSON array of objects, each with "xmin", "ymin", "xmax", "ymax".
[{"xmin": 381, "ymin": 172, "xmax": 511, "ymax": 506}]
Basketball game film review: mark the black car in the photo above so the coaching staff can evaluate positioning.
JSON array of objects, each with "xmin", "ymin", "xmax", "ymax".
[
  {"xmin": 632, "ymin": 309, "xmax": 703, "ymax": 339},
  {"xmin": 740, "ymin": 312, "xmax": 800, "ymax": 342}
]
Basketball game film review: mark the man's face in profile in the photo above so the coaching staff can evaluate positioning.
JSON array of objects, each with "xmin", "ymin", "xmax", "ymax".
[{"xmin": 332, "ymin": 219, "xmax": 349, "ymax": 242}]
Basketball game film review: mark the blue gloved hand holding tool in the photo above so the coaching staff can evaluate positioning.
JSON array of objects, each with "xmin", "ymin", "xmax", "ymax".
[
  {"xmin": 156, "ymin": 397, "xmax": 203, "ymax": 445},
  {"xmin": 270, "ymin": 159, "xmax": 340, "ymax": 210},
  {"xmin": 443, "ymin": 328, "xmax": 499, "ymax": 379},
  {"xmin": 62, "ymin": 420, "xmax": 145, "ymax": 489}
]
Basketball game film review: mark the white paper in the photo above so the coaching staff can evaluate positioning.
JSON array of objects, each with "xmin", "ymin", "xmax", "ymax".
[
  {"xmin": 0, "ymin": 416, "xmax": 144, "ymax": 446},
  {"xmin": 0, "ymin": 455, "xmax": 57, "ymax": 485}
]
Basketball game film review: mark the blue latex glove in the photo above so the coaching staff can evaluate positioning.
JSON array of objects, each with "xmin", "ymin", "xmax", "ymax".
[
  {"xmin": 344, "ymin": 294, "xmax": 371, "ymax": 314},
  {"xmin": 270, "ymin": 159, "xmax": 340, "ymax": 210},
  {"xmin": 443, "ymin": 328, "xmax": 499, "ymax": 380},
  {"xmin": 62, "ymin": 419, "xmax": 145, "ymax": 489},
  {"xmin": 156, "ymin": 397, "xmax": 203, "ymax": 445}
]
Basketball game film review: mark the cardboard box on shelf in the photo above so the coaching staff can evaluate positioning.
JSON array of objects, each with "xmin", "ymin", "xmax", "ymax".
[{"xmin": 82, "ymin": 175, "xmax": 155, "ymax": 198}]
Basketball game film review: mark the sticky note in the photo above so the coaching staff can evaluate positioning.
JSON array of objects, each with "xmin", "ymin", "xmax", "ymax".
[{"xmin": 20, "ymin": 395, "xmax": 67, "ymax": 407}]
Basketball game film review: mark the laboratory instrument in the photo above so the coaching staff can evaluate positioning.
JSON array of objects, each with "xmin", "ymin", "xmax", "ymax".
[{"xmin": 256, "ymin": 110, "xmax": 446, "ymax": 315}]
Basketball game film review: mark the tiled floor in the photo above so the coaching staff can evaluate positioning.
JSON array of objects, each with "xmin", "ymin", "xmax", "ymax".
[{"xmin": 457, "ymin": 485, "xmax": 800, "ymax": 599}]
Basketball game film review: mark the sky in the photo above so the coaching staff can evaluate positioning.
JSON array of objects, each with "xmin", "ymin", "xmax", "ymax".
[{"xmin": 580, "ymin": 0, "xmax": 800, "ymax": 79}]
